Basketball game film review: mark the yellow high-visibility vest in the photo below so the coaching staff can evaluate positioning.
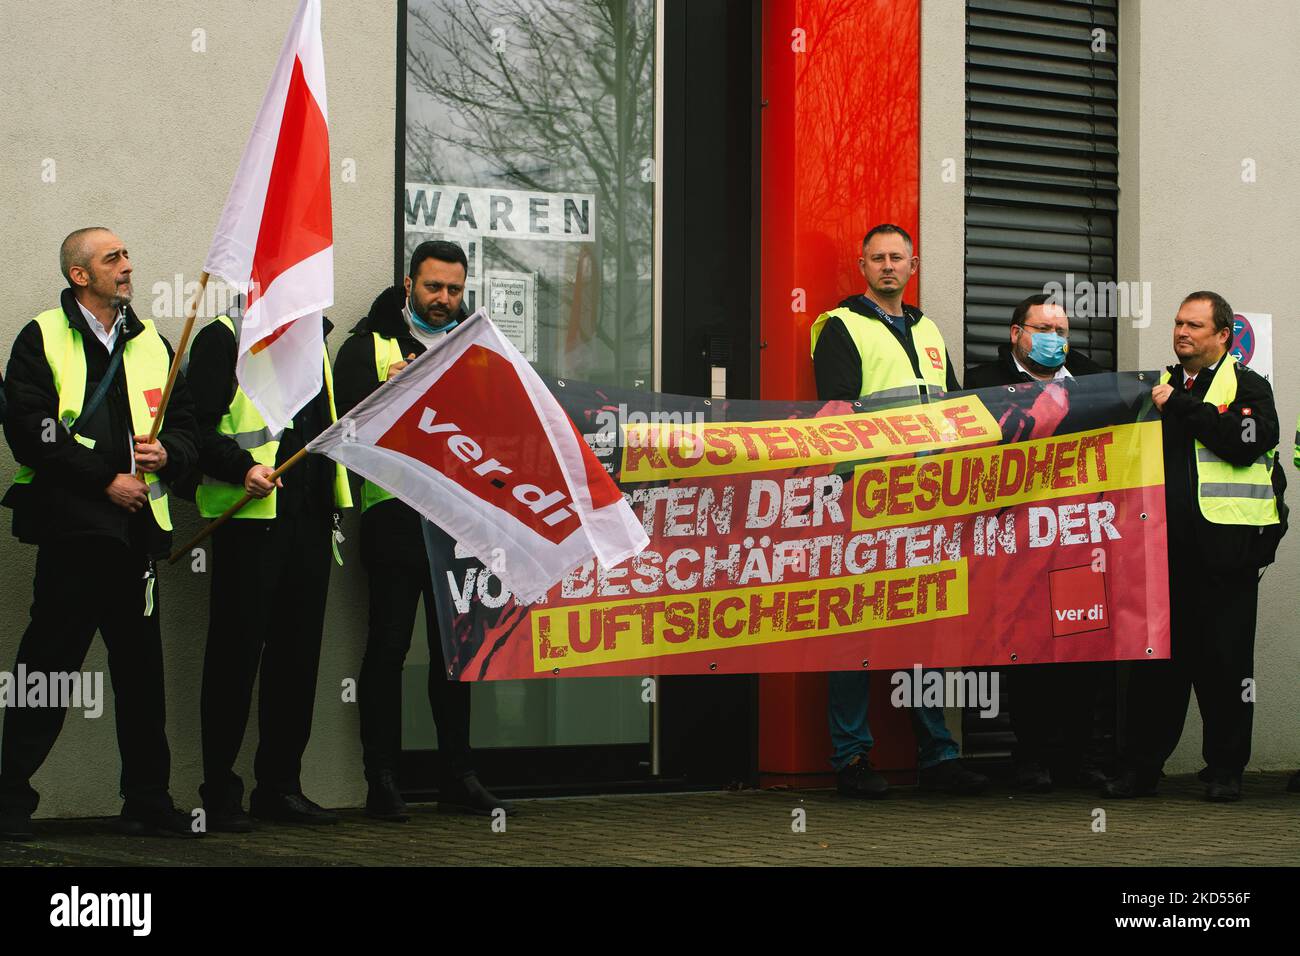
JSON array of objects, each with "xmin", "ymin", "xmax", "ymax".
[
  {"xmin": 12, "ymin": 307, "xmax": 173, "ymax": 531},
  {"xmin": 194, "ymin": 315, "xmax": 353, "ymax": 518},
  {"xmin": 810, "ymin": 303, "xmax": 949, "ymax": 401},
  {"xmin": 361, "ymin": 331, "xmax": 406, "ymax": 512},
  {"xmin": 1160, "ymin": 355, "xmax": 1279, "ymax": 526}
]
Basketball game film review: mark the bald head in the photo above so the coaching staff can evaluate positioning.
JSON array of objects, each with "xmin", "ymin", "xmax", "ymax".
[
  {"xmin": 60, "ymin": 227, "xmax": 113, "ymax": 286},
  {"xmin": 59, "ymin": 228, "xmax": 133, "ymax": 317}
]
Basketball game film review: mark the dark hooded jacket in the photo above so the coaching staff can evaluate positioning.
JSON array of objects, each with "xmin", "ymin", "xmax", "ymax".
[{"xmin": 333, "ymin": 286, "xmax": 467, "ymax": 567}]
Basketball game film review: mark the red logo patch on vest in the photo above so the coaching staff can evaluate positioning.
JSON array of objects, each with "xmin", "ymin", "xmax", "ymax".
[
  {"xmin": 144, "ymin": 388, "xmax": 163, "ymax": 417},
  {"xmin": 925, "ymin": 347, "xmax": 943, "ymax": 370}
]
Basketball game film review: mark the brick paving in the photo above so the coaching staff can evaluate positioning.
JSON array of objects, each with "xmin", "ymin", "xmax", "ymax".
[{"xmin": 2, "ymin": 772, "xmax": 1295, "ymax": 867}]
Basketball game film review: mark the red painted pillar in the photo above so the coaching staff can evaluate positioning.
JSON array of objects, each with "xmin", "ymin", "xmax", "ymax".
[{"xmin": 757, "ymin": 0, "xmax": 923, "ymax": 788}]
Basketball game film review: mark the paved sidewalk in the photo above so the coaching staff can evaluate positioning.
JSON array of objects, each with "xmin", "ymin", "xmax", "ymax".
[{"xmin": 2, "ymin": 772, "xmax": 1295, "ymax": 867}]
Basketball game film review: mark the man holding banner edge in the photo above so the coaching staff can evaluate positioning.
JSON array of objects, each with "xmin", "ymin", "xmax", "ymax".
[{"xmin": 1104, "ymin": 291, "xmax": 1283, "ymax": 802}]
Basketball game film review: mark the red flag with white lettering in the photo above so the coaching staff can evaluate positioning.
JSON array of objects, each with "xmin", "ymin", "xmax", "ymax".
[{"xmin": 308, "ymin": 310, "xmax": 648, "ymax": 603}]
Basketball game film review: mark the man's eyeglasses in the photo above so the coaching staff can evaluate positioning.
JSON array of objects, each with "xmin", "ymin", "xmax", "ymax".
[{"xmin": 1017, "ymin": 323, "xmax": 1069, "ymax": 338}]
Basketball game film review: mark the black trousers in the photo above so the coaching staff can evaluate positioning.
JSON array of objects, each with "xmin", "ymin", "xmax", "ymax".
[
  {"xmin": 199, "ymin": 512, "xmax": 332, "ymax": 805},
  {"xmin": 1010, "ymin": 662, "xmax": 1109, "ymax": 772},
  {"xmin": 1121, "ymin": 563, "xmax": 1259, "ymax": 775},
  {"xmin": 358, "ymin": 558, "xmax": 470, "ymax": 782},
  {"xmin": 0, "ymin": 537, "xmax": 171, "ymax": 815}
]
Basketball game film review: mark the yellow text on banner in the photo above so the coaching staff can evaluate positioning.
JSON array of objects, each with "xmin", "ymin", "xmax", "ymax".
[
  {"xmin": 851, "ymin": 420, "xmax": 1163, "ymax": 531},
  {"xmin": 619, "ymin": 397, "xmax": 1001, "ymax": 482},
  {"xmin": 532, "ymin": 561, "xmax": 969, "ymax": 672}
]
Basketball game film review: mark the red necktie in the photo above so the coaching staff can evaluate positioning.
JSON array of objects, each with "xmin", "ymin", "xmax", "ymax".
[{"xmin": 1184, "ymin": 375, "xmax": 1195, "ymax": 390}]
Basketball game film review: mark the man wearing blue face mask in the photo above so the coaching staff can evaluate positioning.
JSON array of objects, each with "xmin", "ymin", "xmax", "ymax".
[
  {"xmin": 965, "ymin": 293, "xmax": 1104, "ymax": 390},
  {"xmin": 334, "ymin": 240, "xmax": 511, "ymax": 823},
  {"xmin": 966, "ymin": 294, "xmax": 1107, "ymax": 793}
]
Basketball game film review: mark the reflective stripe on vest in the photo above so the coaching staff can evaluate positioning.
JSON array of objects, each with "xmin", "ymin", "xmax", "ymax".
[
  {"xmin": 361, "ymin": 331, "xmax": 406, "ymax": 512},
  {"xmin": 12, "ymin": 307, "xmax": 173, "ymax": 531},
  {"xmin": 810, "ymin": 306, "xmax": 948, "ymax": 401},
  {"xmin": 1160, "ymin": 355, "xmax": 1279, "ymax": 527},
  {"xmin": 195, "ymin": 316, "xmax": 354, "ymax": 519}
]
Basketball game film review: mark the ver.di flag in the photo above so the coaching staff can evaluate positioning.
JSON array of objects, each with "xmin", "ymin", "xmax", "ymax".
[
  {"xmin": 203, "ymin": 0, "xmax": 332, "ymax": 432},
  {"xmin": 308, "ymin": 309, "xmax": 649, "ymax": 603}
]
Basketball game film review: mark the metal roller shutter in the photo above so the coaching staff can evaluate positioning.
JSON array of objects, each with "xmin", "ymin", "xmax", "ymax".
[{"xmin": 963, "ymin": 0, "xmax": 1119, "ymax": 372}]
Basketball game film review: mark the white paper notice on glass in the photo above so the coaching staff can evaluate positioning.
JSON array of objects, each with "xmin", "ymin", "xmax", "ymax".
[
  {"xmin": 486, "ymin": 270, "xmax": 538, "ymax": 362},
  {"xmin": 1230, "ymin": 312, "xmax": 1272, "ymax": 383}
]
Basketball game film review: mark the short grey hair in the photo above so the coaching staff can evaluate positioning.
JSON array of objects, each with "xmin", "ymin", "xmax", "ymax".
[{"xmin": 59, "ymin": 227, "xmax": 111, "ymax": 285}]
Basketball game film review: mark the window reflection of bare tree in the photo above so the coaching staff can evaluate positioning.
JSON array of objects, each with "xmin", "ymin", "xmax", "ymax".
[{"xmin": 405, "ymin": 0, "xmax": 655, "ymax": 384}]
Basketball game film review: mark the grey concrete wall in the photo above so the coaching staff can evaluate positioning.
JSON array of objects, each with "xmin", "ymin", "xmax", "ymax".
[
  {"xmin": 1118, "ymin": 0, "xmax": 1300, "ymax": 772},
  {"xmin": 0, "ymin": 0, "xmax": 397, "ymax": 817},
  {"xmin": 919, "ymin": 0, "xmax": 968, "ymax": 369},
  {"xmin": 920, "ymin": 0, "xmax": 969, "ymax": 745}
]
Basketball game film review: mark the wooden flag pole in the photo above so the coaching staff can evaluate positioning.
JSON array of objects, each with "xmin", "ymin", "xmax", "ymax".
[
  {"xmin": 146, "ymin": 270, "xmax": 209, "ymax": 444},
  {"xmin": 167, "ymin": 446, "xmax": 310, "ymax": 564}
]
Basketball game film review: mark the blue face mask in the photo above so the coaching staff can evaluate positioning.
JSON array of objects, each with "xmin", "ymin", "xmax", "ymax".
[
  {"xmin": 1026, "ymin": 331, "xmax": 1068, "ymax": 369},
  {"xmin": 409, "ymin": 303, "xmax": 459, "ymax": 336}
]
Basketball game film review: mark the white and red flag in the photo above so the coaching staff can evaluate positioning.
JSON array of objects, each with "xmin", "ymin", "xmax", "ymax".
[
  {"xmin": 204, "ymin": 0, "xmax": 332, "ymax": 432},
  {"xmin": 308, "ymin": 310, "xmax": 649, "ymax": 603}
]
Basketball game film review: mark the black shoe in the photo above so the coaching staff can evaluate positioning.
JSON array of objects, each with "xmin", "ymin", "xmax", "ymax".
[
  {"xmin": 365, "ymin": 771, "xmax": 410, "ymax": 822},
  {"xmin": 1204, "ymin": 770, "xmax": 1242, "ymax": 803},
  {"xmin": 1288, "ymin": 770, "xmax": 1300, "ymax": 793},
  {"xmin": 204, "ymin": 802, "xmax": 255, "ymax": 834},
  {"xmin": 438, "ymin": 773, "xmax": 514, "ymax": 816},
  {"xmin": 919, "ymin": 758, "xmax": 989, "ymax": 795},
  {"xmin": 1062, "ymin": 766, "xmax": 1110, "ymax": 790},
  {"xmin": 1015, "ymin": 762, "xmax": 1053, "ymax": 793},
  {"xmin": 118, "ymin": 803, "xmax": 204, "ymax": 838},
  {"xmin": 836, "ymin": 754, "xmax": 889, "ymax": 799},
  {"xmin": 0, "ymin": 810, "xmax": 34, "ymax": 841},
  {"xmin": 249, "ymin": 790, "xmax": 339, "ymax": 825},
  {"xmin": 1101, "ymin": 769, "xmax": 1159, "ymax": 798},
  {"xmin": 1196, "ymin": 766, "xmax": 1214, "ymax": 784}
]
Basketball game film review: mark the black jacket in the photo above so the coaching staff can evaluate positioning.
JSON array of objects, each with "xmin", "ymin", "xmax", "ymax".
[
  {"xmin": 963, "ymin": 341, "xmax": 1106, "ymax": 389},
  {"xmin": 1161, "ymin": 357, "xmax": 1280, "ymax": 570},
  {"xmin": 334, "ymin": 286, "xmax": 466, "ymax": 568},
  {"xmin": 185, "ymin": 315, "xmax": 338, "ymax": 518},
  {"xmin": 2, "ymin": 288, "xmax": 198, "ymax": 556},
  {"xmin": 812, "ymin": 297, "xmax": 961, "ymax": 401}
]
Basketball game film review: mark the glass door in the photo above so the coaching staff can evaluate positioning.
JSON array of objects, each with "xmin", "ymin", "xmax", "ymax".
[{"xmin": 400, "ymin": 0, "xmax": 658, "ymax": 787}]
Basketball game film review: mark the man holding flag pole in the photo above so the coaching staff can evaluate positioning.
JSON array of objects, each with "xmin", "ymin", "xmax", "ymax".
[
  {"xmin": 185, "ymin": 0, "xmax": 347, "ymax": 828},
  {"xmin": 0, "ymin": 228, "xmax": 200, "ymax": 839}
]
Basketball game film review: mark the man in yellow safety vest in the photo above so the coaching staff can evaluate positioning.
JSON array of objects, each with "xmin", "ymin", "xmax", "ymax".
[
  {"xmin": 186, "ymin": 296, "xmax": 352, "ymax": 830},
  {"xmin": 811, "ymin": 223, "xmax": 988, "ymax": 799},
  {"xmin": 334, "ymin": 240, "xmax": 511, "ymax": 821},
  {"xmin": 1104, "ymin": 291, "xmax": 1281, "ymax": 802},
  {"xmin": 0, "ymin": 228, "xmax": 199, "ymax": 840}
]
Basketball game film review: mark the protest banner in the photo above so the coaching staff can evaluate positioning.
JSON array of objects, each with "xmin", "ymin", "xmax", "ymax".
[{"xmin": 428, "ymin": 373, "xmax": 1170, "ymax": 680}]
